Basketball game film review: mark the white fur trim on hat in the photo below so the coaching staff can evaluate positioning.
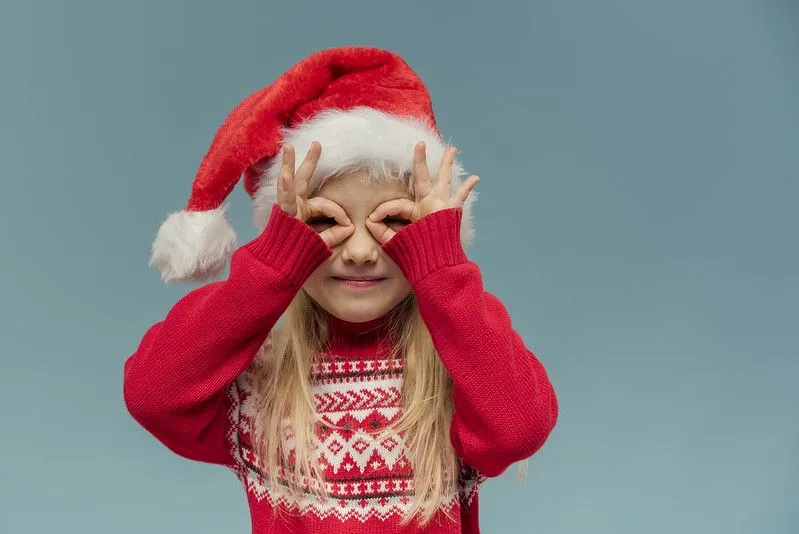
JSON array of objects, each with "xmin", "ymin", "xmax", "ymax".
[
  {"xmin": 251, "ymin": 107, "xmax": 477, "ymax": 247},
  {"xmin": 149, "ymin": 206, "xmax": 237, "ymax": 284}
]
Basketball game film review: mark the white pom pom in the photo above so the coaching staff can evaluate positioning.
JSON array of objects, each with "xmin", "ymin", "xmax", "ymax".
[{"xmin": 149, "ymin": 206, "xmax": 237, "ymax": 284}]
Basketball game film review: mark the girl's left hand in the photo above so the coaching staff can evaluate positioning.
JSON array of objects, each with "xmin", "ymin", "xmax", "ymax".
[{"xmin": 365, "ymin": 142, "xmax": 480, "ymax": 245}]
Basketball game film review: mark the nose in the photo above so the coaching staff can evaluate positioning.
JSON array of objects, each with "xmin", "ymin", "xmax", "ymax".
[{"xmin": 340, "ymin": 223, "xmax": 380, "ymax": 264}]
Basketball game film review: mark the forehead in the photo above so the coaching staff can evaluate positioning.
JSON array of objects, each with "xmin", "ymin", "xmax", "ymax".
[{"xmin": 312, "ymin": 171, "xmax": 412, "ymax": 209}]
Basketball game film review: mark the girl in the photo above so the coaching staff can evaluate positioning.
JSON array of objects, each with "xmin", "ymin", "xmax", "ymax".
[{"xmin": 123, "ymin": 46, "xmax": 558, "ymax": 534}]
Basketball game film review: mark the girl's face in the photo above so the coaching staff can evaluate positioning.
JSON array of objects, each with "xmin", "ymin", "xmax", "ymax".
[{"xmin": 302, "ymin": 171, "xmax": 413, "ymax": 323}]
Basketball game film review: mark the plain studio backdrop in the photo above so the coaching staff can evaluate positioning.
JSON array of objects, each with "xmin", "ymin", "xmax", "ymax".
[{"xmin": 1, "ymin": 1, "xmax": 797, "ymax": 533}]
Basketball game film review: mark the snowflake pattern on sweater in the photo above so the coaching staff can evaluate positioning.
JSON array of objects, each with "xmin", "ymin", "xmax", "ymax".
[{"xmin": 225, "ymin": 345, "xmax": 486, "ymax": 523}]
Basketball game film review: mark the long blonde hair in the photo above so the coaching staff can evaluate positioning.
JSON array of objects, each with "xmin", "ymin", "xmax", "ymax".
[{"xmin": 247, "ymin": 287, "xmax": 528, "ymax": 528}]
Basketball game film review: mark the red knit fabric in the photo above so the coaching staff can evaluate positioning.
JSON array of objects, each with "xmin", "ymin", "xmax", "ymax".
[{"xmin": 123, "ymin": 204, "xmax": 558, "ymax": 533}]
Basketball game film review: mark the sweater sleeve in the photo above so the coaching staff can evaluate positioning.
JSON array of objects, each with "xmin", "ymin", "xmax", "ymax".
[
  {"xmin": 123, "ymin": 204, "xmax": 332, "ymax": 468},
  {"xmin": 381, "ymin": 207, "xmax": 559, "ymax": 478}
]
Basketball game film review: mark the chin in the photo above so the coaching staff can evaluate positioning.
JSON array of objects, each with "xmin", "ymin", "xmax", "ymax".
[
  {"xmin": 305, "ymin": 278, "xmax": 412, "ymax": 323},
  {"xmin": 329, "ymin": 303, "xmax": 385, "ymax": 323}
]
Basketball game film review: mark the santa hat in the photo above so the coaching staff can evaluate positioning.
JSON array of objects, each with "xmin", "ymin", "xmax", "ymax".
[{"xmin": 149, "ymin": 46, "xmax": 477, "ymax": 284}]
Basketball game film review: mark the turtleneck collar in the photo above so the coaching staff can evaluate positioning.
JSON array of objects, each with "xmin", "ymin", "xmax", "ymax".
[{"xmin": 324, "ymin": 310, "xmax": 397, "ymax": 356}]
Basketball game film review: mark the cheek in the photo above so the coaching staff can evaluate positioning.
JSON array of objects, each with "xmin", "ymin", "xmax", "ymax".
[
  {"xmin": 301, "ymin": 266, "xmax": 329, "ymax": 301},
  {"xmin": 385, "ymin": 277, "xmax": 413, "ymax": 301}
]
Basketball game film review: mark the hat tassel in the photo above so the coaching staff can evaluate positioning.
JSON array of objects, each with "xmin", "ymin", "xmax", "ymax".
[{"xmin": 149, "ymin": 205, "xmax": 237, "ymax": 284}]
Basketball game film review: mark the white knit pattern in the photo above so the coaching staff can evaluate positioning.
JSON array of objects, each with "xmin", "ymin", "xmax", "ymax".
[{"xmin": 225, "ymin": 350, "xmax": 486, "ymax": 523}]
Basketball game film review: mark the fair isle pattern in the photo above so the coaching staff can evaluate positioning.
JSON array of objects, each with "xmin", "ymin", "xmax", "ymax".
[{"xmin": 225, "ymin": 346, "xmax": 486, "ymax": 523}]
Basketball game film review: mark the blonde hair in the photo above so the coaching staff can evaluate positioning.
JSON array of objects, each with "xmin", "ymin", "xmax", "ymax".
[
  {"xmin": 247, "ymin": 288, "xmax": 529, "ymax": 528},
  {"xmin": 246, "ymin": 167, "xmax": 527, "ymax": 527}
]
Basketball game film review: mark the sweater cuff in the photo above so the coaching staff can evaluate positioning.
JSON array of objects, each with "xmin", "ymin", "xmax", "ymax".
[
  {"xmin": 244, "ymin": 203, "xmax": 333, "ymax": 287},
  {"xmin": 382, "ymin": 207, "xmax": 468, "ymax": 286}
]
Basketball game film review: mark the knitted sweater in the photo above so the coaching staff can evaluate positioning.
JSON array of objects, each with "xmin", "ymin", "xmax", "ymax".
[{"xmin": 123, "ymin": 204, "xmax": 559, "ymax": 533}]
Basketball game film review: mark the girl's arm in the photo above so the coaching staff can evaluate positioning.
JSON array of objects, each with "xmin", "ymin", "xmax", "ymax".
[
  {"xmin": 382, "ymin": 207, "xmax": 559, "ymax": 478},
  {"xmin": 123, "ymin": 204, "xmax": 332, "ymax": 468}
]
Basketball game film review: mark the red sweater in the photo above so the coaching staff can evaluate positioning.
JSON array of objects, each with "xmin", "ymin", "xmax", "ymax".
[{"xmin": 123, "ymin": 204, "xmax": 558, "ymax": 533}]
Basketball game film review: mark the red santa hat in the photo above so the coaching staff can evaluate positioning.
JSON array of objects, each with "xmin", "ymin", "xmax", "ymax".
[{"xmin": 149, "ymin": 46, "xmax": 477, "ymax": 283}]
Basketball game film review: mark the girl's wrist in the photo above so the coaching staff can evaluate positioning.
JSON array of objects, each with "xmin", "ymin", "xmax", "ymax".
[
  {"xmin": 382, "ymin": 207, "xmax": 468, "ymax": 285},
  {"xmin": 245, "ymin": 203, "xmax": 333, "ymax": 287}
]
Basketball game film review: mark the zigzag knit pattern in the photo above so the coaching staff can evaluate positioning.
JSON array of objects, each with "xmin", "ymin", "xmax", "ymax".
[{"xmin": 226, "ymin": 347, "xmax": 485, "ymax": 524}]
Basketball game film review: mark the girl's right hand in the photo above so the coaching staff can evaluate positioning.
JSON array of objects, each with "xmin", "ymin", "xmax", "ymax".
[{"xmin": 277, "ymin": 142, "xmax": 355, "ymax": 248}]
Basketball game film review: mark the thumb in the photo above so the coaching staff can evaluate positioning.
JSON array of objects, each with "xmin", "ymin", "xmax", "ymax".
[{"xmin": 365, "ymin": 218, "xmax": 395, "ymax": 245}]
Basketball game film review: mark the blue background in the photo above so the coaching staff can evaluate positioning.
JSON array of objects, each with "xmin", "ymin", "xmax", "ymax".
[{"xmin": 1, "ymin": 1, "xmax": 797, "ymax": 532}]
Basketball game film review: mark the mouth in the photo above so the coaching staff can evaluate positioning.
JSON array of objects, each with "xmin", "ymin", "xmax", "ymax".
[{"xmin": 332, "ymin": 277, "xmax": 387, "ymax": 289}]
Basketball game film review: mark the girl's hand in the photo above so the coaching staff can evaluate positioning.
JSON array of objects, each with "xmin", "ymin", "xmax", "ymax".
[
  {"xmin": 365, "ymin": 142, "xmax": 479, "ymax": 245},
  {"xmin": 278, "ymin": 142, "xmax": 355, "ymax": 248}
]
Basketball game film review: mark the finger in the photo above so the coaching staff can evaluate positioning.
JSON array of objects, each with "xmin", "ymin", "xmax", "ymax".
[
  {"xmin": 320, "ymin": 224, "xmax": 355, "ymax": 248},
  {"xmin": 368, "ymin": 198, "xmax": 416, "ymax": 223},
  {"xmin": 453, "ymin": 175, "xmax": 479, "ymax": 205},
  {"xmin": 437, "ymin": 147, "xmax": 457, "ymax": 190},
  {"xmin": 305, "ymin": 196, "xmax": 352, "ymax": 227},
  {"xmin": 281, "ymin": 144, "xmax": 295, "ymax": 180},
  {"xmin": 280, "ymin": 144, "xmax": 295, "ymax": 193},
  {"xmin": 364, "ymin": 218, "xmax": 395, "ymax": 245},
  {"xmin": 294, "ymin": 141, "xmax": 322, "ymax": 200},
  {"xmin": 413, "ymin": 142, "xmax": 432, "ymax": 201},
  {"xmin": 282, "ymin": 172, "xmax": 296, "ymax": 213},
  {"xmin": 280, "ymin": 145, "xmax": 297, "ymax": 215}
]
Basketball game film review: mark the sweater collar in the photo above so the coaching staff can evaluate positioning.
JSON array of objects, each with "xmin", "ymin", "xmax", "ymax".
[{"xmin": 324, "ymin": 310, "xmax": 396, "ymax": 354}]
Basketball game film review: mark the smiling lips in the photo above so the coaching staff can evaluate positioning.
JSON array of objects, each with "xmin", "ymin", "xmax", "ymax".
[{"xmin": 332, "ymin": 276, "xmax": 386, "ymax": 289}]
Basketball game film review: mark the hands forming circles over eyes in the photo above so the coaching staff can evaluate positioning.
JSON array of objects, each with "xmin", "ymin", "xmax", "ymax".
[
  {"xmin": 366, "ymin": 142, "xmax": 479, "ymax": 244},
  {"xmin": 277, "ymin": 141, "xmax": 479, "ymax": 247},
  {"xmin": 277, "ymin": 142, "xmax": 355, "ymax": 248}
]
